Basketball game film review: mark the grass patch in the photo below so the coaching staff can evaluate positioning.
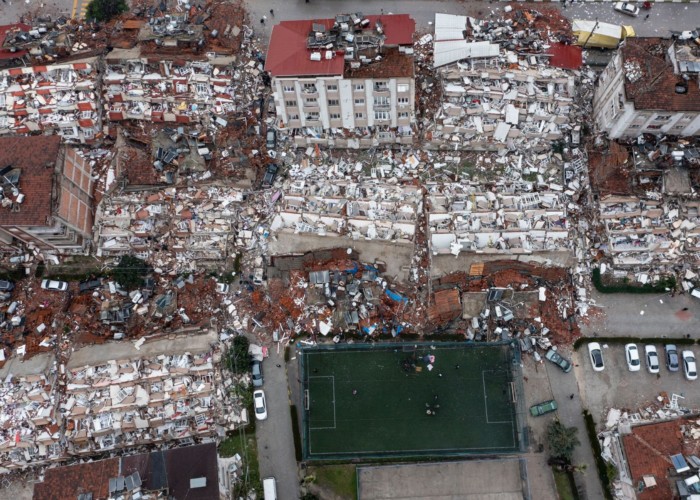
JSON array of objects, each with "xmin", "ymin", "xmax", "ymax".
[
  {"xmin": 0, "ymin": 266, "xmax": 25, "ymax": 282},
  {"xmin": 573, "ymin": 336, "xmax": 696, "ymax": 350},
  {"xmin": 218, "ymin": 429, "xmax": 262, "ymax": 496},
  {"xmin": 582, "ymin": 410, "xmax": 614, "ymax": 500},
  {"xmin": 309, "ymin": 464, "xmax": 357, "ymax": 499},
  {"xmin": 553, "ymin": 468, "xmax": 579, "ymax": 500},
  {"xmin": 592, "ymin": 267, "xmax": 676, "ymax": 294}
]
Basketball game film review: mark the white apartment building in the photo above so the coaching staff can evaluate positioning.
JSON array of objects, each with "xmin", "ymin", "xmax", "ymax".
[
  {"xmin": 593, "ymin": 37, "xmax": 700, "ymax": 139},
  {"xmin": 265, "ymin": 13, "xmax": 416, "ymax": 147}
]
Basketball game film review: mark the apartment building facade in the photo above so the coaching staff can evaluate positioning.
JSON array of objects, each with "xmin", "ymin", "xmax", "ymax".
[
  {"xmin": 593, "ymin": 37, "xmax": 700, "ymax": 139},
  {"xmin": 265, "ymin": 14, "xmax": 416, "ymax": 148}
]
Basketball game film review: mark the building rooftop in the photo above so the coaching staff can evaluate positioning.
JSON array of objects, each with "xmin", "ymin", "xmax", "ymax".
[
  {"xmin": 0, "ymin": 135, "xmax": 61, "ymax": 226},
  {"xmin": 622, "ymin": 37, "xmax": 700, "ymax": 112},
  {"xmin": 33, "ymin": 457, "xmax": 120, "ymax": 500},
  {"xmin": 265, "ymin": 14, "xmax": 415, "ymax": 78}
]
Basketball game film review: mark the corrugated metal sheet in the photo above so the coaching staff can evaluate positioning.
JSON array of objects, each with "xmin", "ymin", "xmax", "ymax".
[
  {"xmin": 433, "ymin": 40, "xmax": 499, "ymax": 68},
  {"xmin": 434, "ymin": 13, "xmax": 467, "ymax": 41}
]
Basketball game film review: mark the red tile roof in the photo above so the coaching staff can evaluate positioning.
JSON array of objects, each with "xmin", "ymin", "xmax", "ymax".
[
  {"xmin": 265, "ymin": 14, "xmax": 415, "ymax": 77},
  {"xmin": 0, "ymin": 135, "xmax": 61, "ymax": 226},
  {"xmin": 623, "ymin": 418, "xmax": 700, "ymax": 500},
  {"xmin": 33, "ymin": 457, "xmax": 120, "ymax": 500},
  {"xmin": 622, "ymin": 38, "xmax": 700, "ymax": 112},
  {"xmin": 0, "ymin": 24, "xmax": 30, "ymax": 61}
]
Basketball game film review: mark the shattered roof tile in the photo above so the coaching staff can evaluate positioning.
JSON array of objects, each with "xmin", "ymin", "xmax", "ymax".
[{"xmin": 33, "ymin": 457, "xmax": 120, "ymax": 500}]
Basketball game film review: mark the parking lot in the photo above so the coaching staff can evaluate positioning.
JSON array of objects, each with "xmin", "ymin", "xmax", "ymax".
[{"xmin": 575, "ymin": 342, "xmax": 700, "ymax": 423}]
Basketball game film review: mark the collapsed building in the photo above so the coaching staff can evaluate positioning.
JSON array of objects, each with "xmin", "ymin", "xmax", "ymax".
[
  {"xmin": 0, "ymin": 57, "xmax": 100, "ymax": 142},
  {"xmin": 265, "ymin": 13, "xmax": 417, "ymax": 148},
  {"xmin": 426, "ymin": 13, "xmax": 580, "ymax": 151},
  {"xmin": 593, "ymin": 37, "xmax": 700, "ymax": 139}
]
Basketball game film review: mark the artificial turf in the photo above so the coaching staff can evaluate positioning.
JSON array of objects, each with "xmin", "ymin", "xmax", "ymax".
[{"xmin": 301, "ymin": 343, "xmax": 519, "ymax": 459}]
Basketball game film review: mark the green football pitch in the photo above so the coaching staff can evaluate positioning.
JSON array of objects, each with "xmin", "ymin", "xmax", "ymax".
[{"xmin": 300, "ymin": 343, "xmax": 521, "ymax": 459}]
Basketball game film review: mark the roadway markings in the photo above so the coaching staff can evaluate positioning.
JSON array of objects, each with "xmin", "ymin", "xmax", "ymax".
[{"xmin": 72, "ymin": 0, "xmax": 90, "ymax": 20}]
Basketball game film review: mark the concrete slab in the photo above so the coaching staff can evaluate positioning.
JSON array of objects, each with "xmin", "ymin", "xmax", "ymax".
[
  {"xmin": 268, "ymin": 232, "xmax": 414, "ymax": 282},
  {"xmin": 67, "ymin": 330, "xmax": 216, "ymax": 369},
  {"xmin": 461, "ymin": 291, "xmax": 487, "ymax": 319},
  {"xmin": 0, "ymin": 352, "xmax": 52, "ymax": 379},
  {"xmin": 358, "ymin": 459, "xmax": 527, "ymax": 500}
]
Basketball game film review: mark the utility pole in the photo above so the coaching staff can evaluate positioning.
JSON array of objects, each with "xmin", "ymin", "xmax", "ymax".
[{"xmin": 582, "ymin": 18, "xmax": 600, "ymax": 50}]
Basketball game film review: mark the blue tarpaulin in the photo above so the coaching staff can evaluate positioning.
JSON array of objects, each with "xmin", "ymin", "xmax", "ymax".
[{"xmin": 385, "ymin": 289, "xmax": 409, "ymax": 303}]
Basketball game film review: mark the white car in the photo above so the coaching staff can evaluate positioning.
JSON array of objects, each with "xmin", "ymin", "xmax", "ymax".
[
  {"xmin": 253, "ymin": 389, "xmax": 268, "ymax": 420},
  {"xmin": 41, "ymin": 279, "xmax": 68, "ymax": 292},
  {"xmin": 588, "ymin": 342, "xmax": 605, "ymax": 372},
  {"xmin": 614, "ymin": 2, "xmax": 639, "ymax": 16},
  {"xmin": 683, "ymin": 351, "xmax": 698, "ymax": 381},
  {"xmin": 215, "ymin": 282, "xmax": 230, "ymax": 294},
  {"xmin": 645, "ymin": 345, "xmax": 660, "ymax": 374},
  {"xmin": 625, "ymin": 343, "xmax": 641, "ymax": 372}
]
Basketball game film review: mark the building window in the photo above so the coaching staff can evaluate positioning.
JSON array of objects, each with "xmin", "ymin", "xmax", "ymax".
[
  {"xmin": 176, "ymin": 83, "xmax": 187, "ymax": 93},
  {"xmin": 398, "ymin": 112, "xmax": 409, "ymax": 119},
  {"xmin": 327, "ymin": 84, "xmax": 338, "ymax": 91},
  {"xmin": 355, "ymin": 112, "xmax": 364, "ymax": 119},
  {"xmin": 330, "ymin": 113, "xmax": 341, "ymax": 120},
  {"xmin": 354, "ymin": 98, "xmax": 365, "ymax": 105},
  {"xmin": 305, "ymin": 98, "xmax": 317, "ymax": 105},
  {"xmin": 629, "ymin": 125, "xmax": 641, "ymax": 129},
  {"xmin": 303, "ymin": 83, "xmax": 317, "ymax": 93},
  {"xmin": 654, "ymin": 115, "xmax": 672, "ymax": 121},
  {"xmin": 397, "ymin": 83, "xmax": 409, "ymax": 92},
  {"xmin": 398, "ymin": 97, "xmax": 410, "ymax": 105},
  {"xmin": 285, "ymin": 100, "xmax": 297, "ymax": 107},
  {"xmin": 328, "ymin": 99, "xmax": 339, "ymax": 106},
  {"xmin": 647, "ymin": 124, "xmax": 663, "ymax": 130},
  {"xmin": 374, "ymin": 111, "xmax": 389, "ymax": 121},
  {"xmin": 354, "ymin": 83, "xmax": 364, "ymax": 91},
  {"xmin": 374, "ymin": 96, "xmax": 389, "ymax": 106},
  {"xmin": 83, "ymin": 128, "xmax": 95, "ymax": 139},
  {"xmin": 306, "ymin": 112, "xmax": 319, "ymax": 120},
  {"xmin": 289, "ymin": 114, "xmax": 299, "ymax": 120},
  {"xmin": 673, "ymin": 125, "xmax": 685, "ymax": 130},
  {"xmin": 283, "ymin": 85, "xmax": 295, "ymax": 92},
  {"xmin": 374, "ymin": 82, "xmax": 389, "ymax": 91},
  {"xmin": 683, "ymin": 113, "xmax": 695, "ymax": 120},
  {"xmin": 195, "ymin": 83, "xmax": 209, "ymax": 95}
]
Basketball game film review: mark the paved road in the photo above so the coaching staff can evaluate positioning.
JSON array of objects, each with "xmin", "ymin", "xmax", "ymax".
[
  {"xmin": 255, "ymin": 349, "xmax": 300, "ymax": 500},
  {"xmin": 546, "ymin": 358, "xmax": 604, "ymax": 500},
  {"xmin": 582, "ymin": 289, "xmax": 700, "ymax": 338}
]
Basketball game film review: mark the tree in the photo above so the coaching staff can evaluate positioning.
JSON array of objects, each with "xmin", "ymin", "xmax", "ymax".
[
  {"xmin": 111, "ymin": 255, "xmax": 149, "ymax": 290},
  {"xmin": 547, "ymin": 420, "xmax": 580, "ymax": 462},
  {"xmin": 227, "ymin": 335, "xmax": 251, "ymax": 374},
  {"xmin": 85, "ymin": 0, "xmax": 128, "ymax": 22}
]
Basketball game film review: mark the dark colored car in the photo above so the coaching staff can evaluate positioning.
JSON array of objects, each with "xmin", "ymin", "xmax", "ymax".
[
  {"xmin": 545, "ymin": 349, "xmax": 572, "ymax": 373},
  {"xmin": 530, "ymin": 399, "xmax": 558, "ymax": 417},
  {"xmin": 666, "ymin": 344, "xmax": 680, "ymax": 372},
  {"xmin": 0, "ymin": 280, "xmax": 15, "ymax": 292},
  {"xmin": 79, "ymin": 279, "xmax": 102, "ymax": 293},
  {"xmin": 251, "ymin": 360, "xmax": 263, "ymax": 387},
  {"xmin": 262, "ymin": 164, "xmax": 279, "ymax": 187}
]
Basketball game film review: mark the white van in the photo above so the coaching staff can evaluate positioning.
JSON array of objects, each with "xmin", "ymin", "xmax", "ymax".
[{"xmin": 263, "ymin": 477, "xmax": 277, "ymax": 500}]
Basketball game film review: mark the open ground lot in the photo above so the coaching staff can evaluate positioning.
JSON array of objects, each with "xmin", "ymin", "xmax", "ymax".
[
  {"xmin": 300, "ymin": 343, "xmax": 521, "ymax": 459},
  {"xmin": 576, "ymin": 342, "xmax": 700, "ymax": 424},
  {"xmin": 357, "ymin": 459, "xmax": 528, "ymax": 500}
]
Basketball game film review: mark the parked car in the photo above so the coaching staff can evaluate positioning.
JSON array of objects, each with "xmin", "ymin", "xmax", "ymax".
[
  {"xmin": 251, "ymin": 360, "xmax": 264, "ymax": 387},
  {"xmin": 253, "ymin": 389, "xmax": 268, "ymax": 421},
  {"xmin": 545, "ymin": 349, "xmax": 572, "ymax": 373},
  {"xmin": 79, "ymin": 279, "xmax": 102, "ymax": 293},
  {"xmin": 262, "ymin": 163, "xmax": 279, "ymax": 187},
  {"xmin": 0, "ymin": 280, "xmax": 15, "ymax": 292},
  {"xmin": 41, "ymin": 279, "xmax": 68, "ymax": 292},
  {"xmin": 683, "ymin": 351, "xmax": 698, "ymax": 381},
  {"xmin": 266, "ymin": 128, "xmax": 277, "ymax": 150},
  {"xmin": 614, "ymin": 2, "xmax": 639, "ymax": 16},
  {"xmin": 645, "ymin": 345, "xmax": 660, "ymax": 374},
  {"xmin": 588, "ymin": 342, "xmax": 605, "ymax": 372},
  {"xmin": 529, "ymin": 399, "xmax": 558, "ymax": 417},
  {"xmin": 666, "ymin": 344, "xmax": 680, "ymax": 372},
  {"xmin": 625, "ymin": 343, "xmax": 641, "ymax": 372},
  {"xmin": 215, "ymin": 282, "xmax": 230, "ymax": 294}
]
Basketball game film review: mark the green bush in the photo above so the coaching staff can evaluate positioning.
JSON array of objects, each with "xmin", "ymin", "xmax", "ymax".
[
  {"xmin": 592, "ymin": 268, "xmax": 676, "ymax": 294},
  {"xmin": 547, "ymin": 420, "xmax": 580, "ymax": 462},
  {"xmin": 582, "ymin": 410, "xmax": 614, "ymax": 500},
  {"xmin": 85, "ymin": 0, "xmax": 128, "ymax": 22},
  {"xmin": 290, "ymin": 405, "xmax": 303, "ymax": 461},
  {"xmin": 111, "ymin": 255, "xmax": 149, "ymax": 290},
  {"xmin": 227, "ymin": 336, "xmax": 251, "ymax": 374},
  {"xmin": 574, "ymin": 336, "xmax": 696, "ymax": 350}
]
